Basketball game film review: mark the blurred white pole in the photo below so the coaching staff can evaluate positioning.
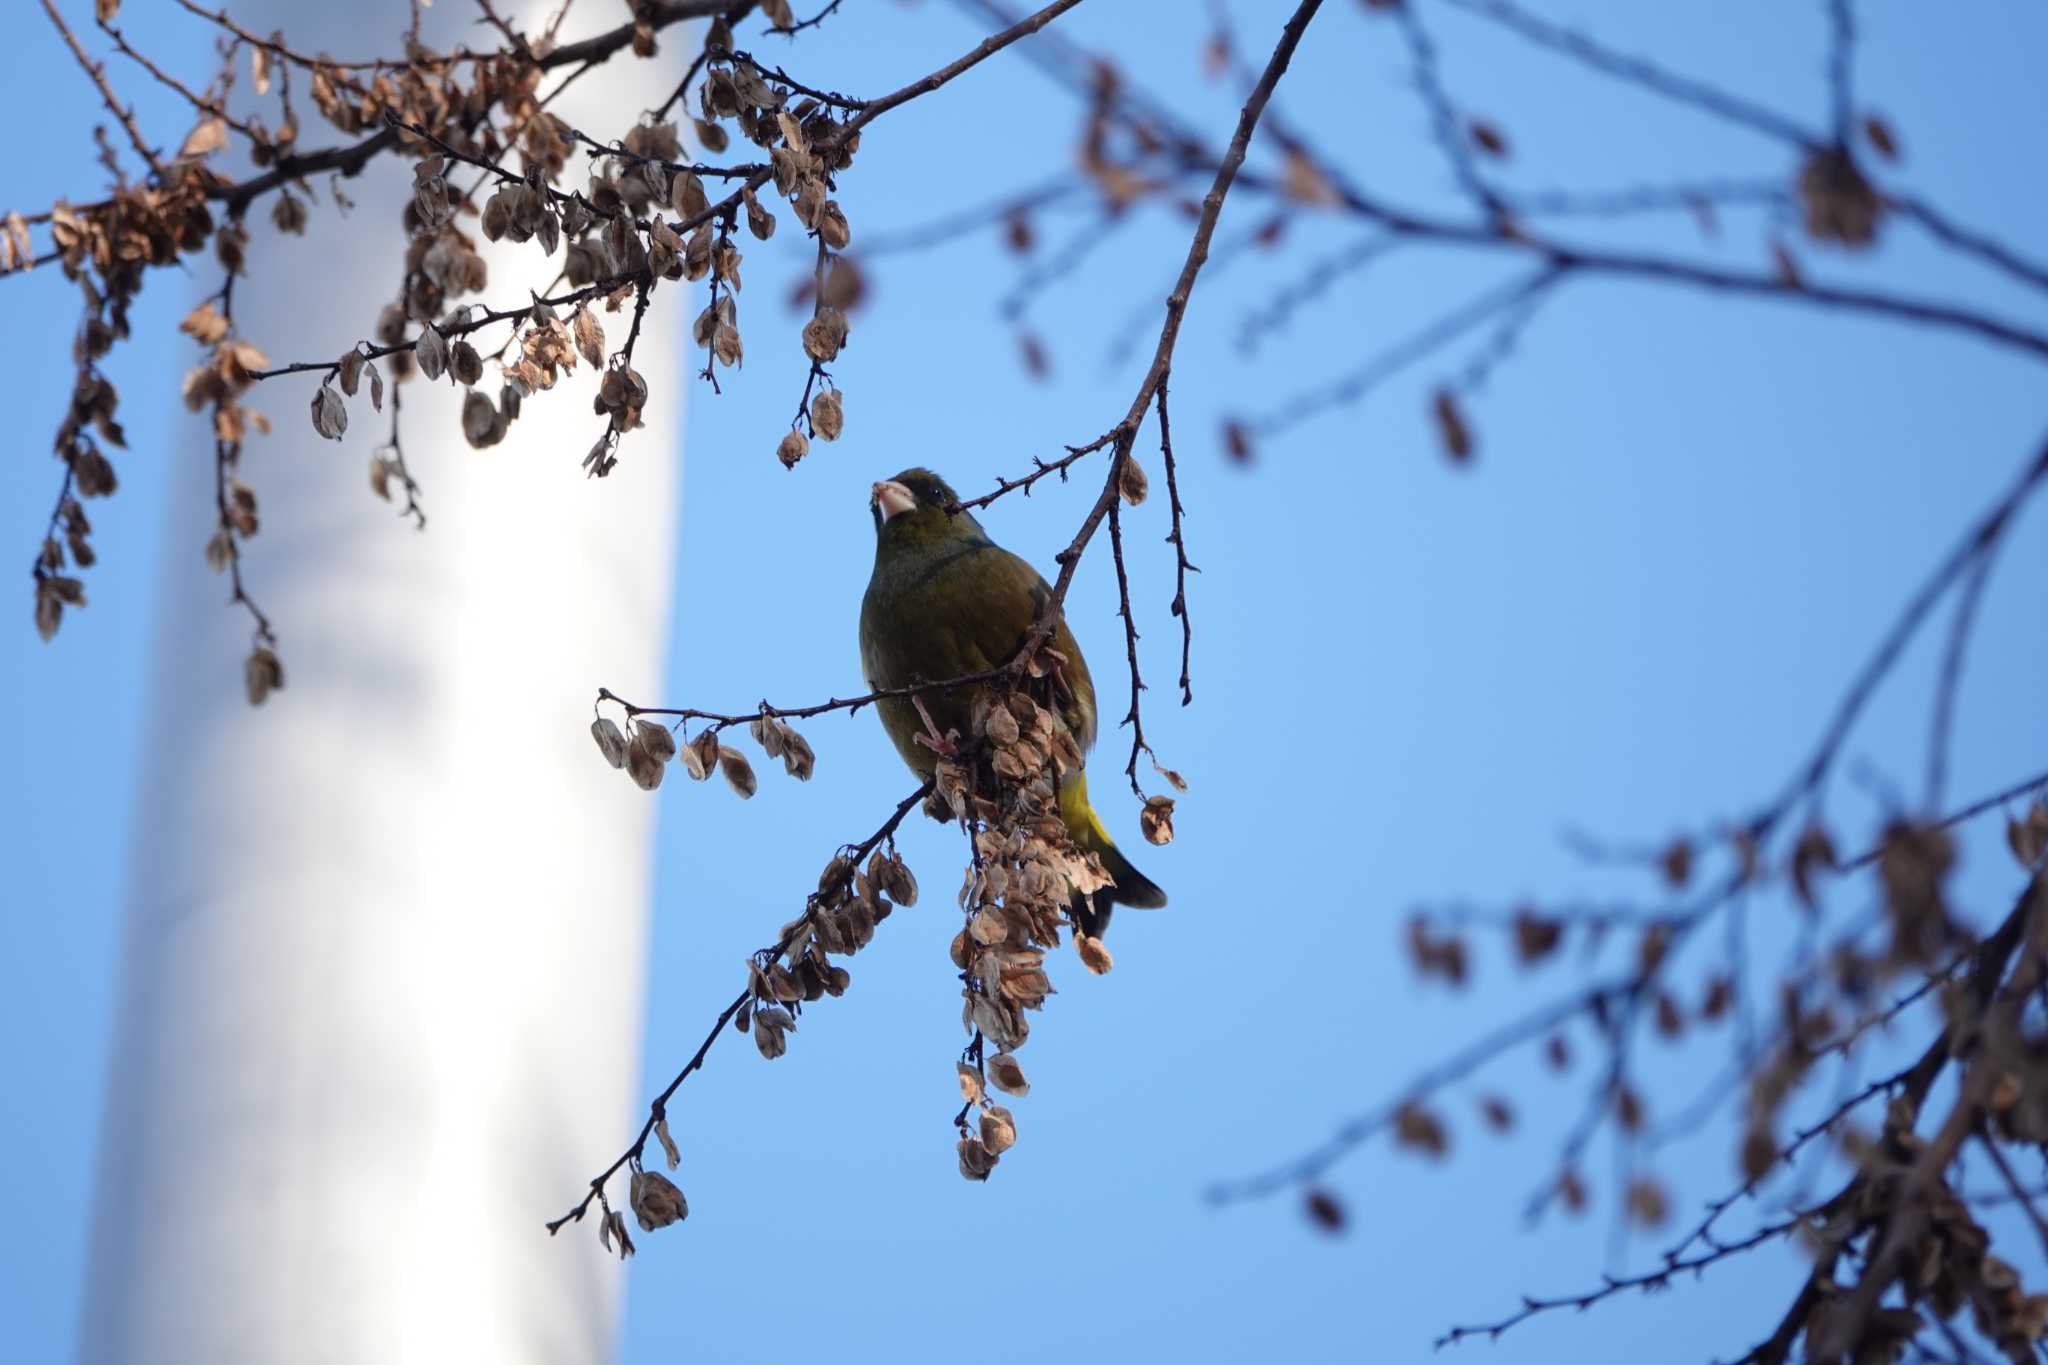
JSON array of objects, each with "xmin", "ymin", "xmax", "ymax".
[{"xmin": 77, "ymin": 6, "xmax": 684, "ymax": 1363}]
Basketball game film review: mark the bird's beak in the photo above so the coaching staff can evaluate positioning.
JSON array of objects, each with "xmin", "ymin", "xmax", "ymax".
[{"xmin": 872, "ymin": 480, "xmax": 916, "ymax": 522}]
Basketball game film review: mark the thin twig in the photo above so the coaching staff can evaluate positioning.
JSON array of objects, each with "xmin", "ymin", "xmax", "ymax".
[{"xmin": 41, "ymin": 0, "xmax": 164, "ymax": 179}]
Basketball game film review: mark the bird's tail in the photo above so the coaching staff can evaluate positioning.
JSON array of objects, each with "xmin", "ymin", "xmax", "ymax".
[{"xmin": 1058, "ymin": 769, "xmax": 1167, "ymax": 940}]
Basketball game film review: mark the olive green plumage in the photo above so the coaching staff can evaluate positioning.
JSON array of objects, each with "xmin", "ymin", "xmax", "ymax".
[{"xmin": 859, "ymin": 468, "xmax": 1165, "ymax": 937}]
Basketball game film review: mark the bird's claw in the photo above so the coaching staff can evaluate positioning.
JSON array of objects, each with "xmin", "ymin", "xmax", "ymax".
[{"xmin": 911, "ymin": 693, "xmax": 960, "ymax": 757}]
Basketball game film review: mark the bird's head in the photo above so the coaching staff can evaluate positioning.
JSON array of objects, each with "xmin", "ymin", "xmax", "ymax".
[{"xmin": 870, "ymin": 468, "xmax": 981, "ymax": 549}]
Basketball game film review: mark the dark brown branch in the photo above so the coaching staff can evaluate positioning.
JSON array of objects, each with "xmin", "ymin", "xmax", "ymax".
[
  {"xmin": 850, "ymin": 0, "xmax": 1086, "ymax": 130},
  {"xmin": 720, "ymin": 48, "xmax": 867, "ymax": 110},
  {"xmin": 1156, "ymin": 378, "xmax": 1194, "ymax": 707},
  {"xmin": 1044, "ymin": 0, "xmax": 1327, "ymax": 612},
  {"xmin": 595, "ymin": 666, "xmax": 1016, "ymax": 735},
  {"xmin": 1105, "ymin": 473, "xmax": 1150, "ymax": 796},
  {"xmin": 1436, "ymin": 1201, "xmax": 1826, "ymax": 1349}
]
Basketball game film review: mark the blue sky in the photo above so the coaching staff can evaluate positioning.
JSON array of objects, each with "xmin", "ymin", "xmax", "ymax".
[{"xmin": 5, "ymin": 2, "xmax": 2047, "ymax": 1361}]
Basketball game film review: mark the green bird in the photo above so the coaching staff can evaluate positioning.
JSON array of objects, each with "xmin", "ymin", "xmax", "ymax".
[{"xmin": 859, "ymin": 468, "xmax": 1166, "ymax": 938}]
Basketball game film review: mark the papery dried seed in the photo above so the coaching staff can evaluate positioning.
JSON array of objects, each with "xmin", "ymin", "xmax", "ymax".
[
  {"xmin": 979, "ymin": 1105, "xmax": 1017, "ymax": 1155},
  {"xmin": 718, "ymin": 744, "xmax": 758, "ymax": 798},
  {"xmin": 987, "ymin": 1052, "xmax": 1028, "ymax": 1097},
  {"xmin": 629, "ymin": 1169, "xmax": 687, "ymax": 1230},
  {"xmin": 776, "ymin": 429, "xmax": 809, "ymax": 469},
  {"xmin": 655, "ymin": 1116, "xmax": 681, "ymax": 1169},
  {"xmin": 591, "ymin": 718, "xmax": 629, "ymax": 768},
  {"xmin": 1139, "ymin": 795, "xmax": 1175, "ymax": 846}
]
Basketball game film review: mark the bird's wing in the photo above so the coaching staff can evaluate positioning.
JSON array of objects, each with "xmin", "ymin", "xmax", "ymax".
[{"xmin": 864, "ymin": 541, "xmax": 1096, "ymax": 752}]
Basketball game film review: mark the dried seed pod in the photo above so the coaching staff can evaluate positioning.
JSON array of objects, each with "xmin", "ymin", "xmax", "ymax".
[
  {"xmin": 753, "ymin": 1006, "xmax": 793, "ymax": 1059},
  {"xmin": 625, "ymin": 734, "xmax": 665, "ymax": 791},
  {"xmin": 571, "ymin": 306, "xmax": 606, "ymax": 370},
  {"xmin": 655, "ymin": 1116, "xmax": 681, "ymax": 1170},
  {"xmin": 1513, "ymin": 911, "xmax": 1563, "ymax": 964},
  {"xmin": 449, "ymin": 340, "xmax": 484, "ymax": 387},
  {"xmin": 956, "ymin": 1136, "xmax": 997, "ymax": 1182},
  {"xmin": 1797, "ymin": 146, "xmax": 1882, "ymax": 247},
  {"xmin": 1625, "ymin": 1178, "xmax": 1669, "ymax": 1227},
  {"xmin": 629, "ymin": 1170, "xmax": 688, "ymax": 1231},
  {"xmin": 591, "ymin": 718, "xmax": 629, "ymax": 769},
  {"xmin": 984, "ymin": 705, "xmax": 1021, "ymax": 747},
  {"xmin": 986, "ymin": 1052, "xmax": 1029, "ymax": 1097},
  {"xmin": 711, "ymin": 323, "xmax": 743, "ymax": 368},
  {"xmin": 776, "ymin": 429, "xmax": 809, "ymax": 469},
  {"xmin": 957, "ymin": 1061, "xmax": 983, "ymax": 1105},
  {"xmin": 718, "ymin": 744, "xmax": 758, "ymax": 798},
  {"xmin": 749, "ymin": 714, "xmax": 787, "ymax": 759},
  {"xmin": 692, "ymin": 117, "xmax": 727, "ymax": 154},
  {"xmin": 461, "ymin": 390, "xmax": 505, "ymax": 448},
  {"xmin": 1394, "ymin": 1102, "xmax": 1449, "ymax": 1157},
  {"xmin": 687, "ymin": 729, "xmax": 720, "ymax": 781},
  {"xmin": 1076, "ymin": 933, "xmax": 1113, "ymax": 975},
  {"xmin": 979, "ymin": 1105, "xmax": 1017, "ymax": 1156},
  {"xmin": 1118, "ymin": 455, "xmax": 1149, "ymax": 506},
  {"xmin": 1305, "ymin": 1188, "xmax": 1347, "ymax": 1233},
  {"xmin": 244, "ymin": 646, "xmax": 286, "ymax": 706},
  {"xmin": 670, "ymin": 169, "xmax": 709, "ymax": 219},
  {"xmin": 800, "ymin": 308, "xmax": 848, "ymax": 362},
  {"xmin": 1139, "ymin": 795, "xmax": 1175, "ymax": 845},
  {"xmin": 310, "ymin": 384, "xmax": 347, "ymax": 440},
  {"xmin": 778, "ymin": 725, "xmax": 815, "ymax": 780},
  {"xmin": 2007, "ymin": 800, "xmax": 2048, "ymax": 869},
  {"xmin": 882, "ymin": 856, "xmax": 918, "ymax": 908},
  {"xmin": 271, "ymin": 192, "xmax": 309, "ymax": 236},
  {"xmin": 676, "ymin": 731, "xmax": 708, "ymax": 780},
  {"xmin": 1432, "ymin": 389, "xmax": 1472, "ymax": 463},
  {"xmin": 816, "ymin": 200, "xmax": 851, "ymax": 250},
  {"xmin": 743, "ymin": 188, "xmax": 776, "ymax": 240},
  {"xmin": 415, "ymin": 324, "xmax": 448, "ymax": 381},
  {"xmin": 817, "ymin": 853, "xmax": 855, "ymax": 899},
  {"xmin": 634, "ymin": 720, "xmax": 677, "ymax": 764}
]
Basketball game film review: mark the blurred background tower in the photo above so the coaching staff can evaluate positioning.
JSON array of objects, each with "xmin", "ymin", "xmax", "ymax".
[{"xmin": 74, "ymin": 5, "xmax": 685, "ymax": 1361}]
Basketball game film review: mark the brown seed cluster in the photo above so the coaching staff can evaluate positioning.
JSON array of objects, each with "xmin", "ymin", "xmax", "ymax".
[
  {"xmin": 932, "ymin": 688, "xmax": 1118, "ymax": 1180},
  {"xmin": 739, "ymin": 839, "xmax": 918, "ymax": 1066},
  {"xmin": 589, "ymin": 709, "xmax": 815, "ymax": 798}
]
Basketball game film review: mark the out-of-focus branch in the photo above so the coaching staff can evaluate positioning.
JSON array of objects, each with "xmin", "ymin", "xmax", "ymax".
[{"xmin": 41, "ymin": 0, "xmax": 164, "ymax": 179}]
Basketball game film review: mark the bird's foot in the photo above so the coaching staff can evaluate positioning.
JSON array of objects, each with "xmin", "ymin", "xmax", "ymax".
[
  {"xmin": 1041, "ymin": 646, "xmax": 1075, "ymax": 703},
  {"xmin": 911, "ymin": 693, "xmax": 960, "ymax": 757}
]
